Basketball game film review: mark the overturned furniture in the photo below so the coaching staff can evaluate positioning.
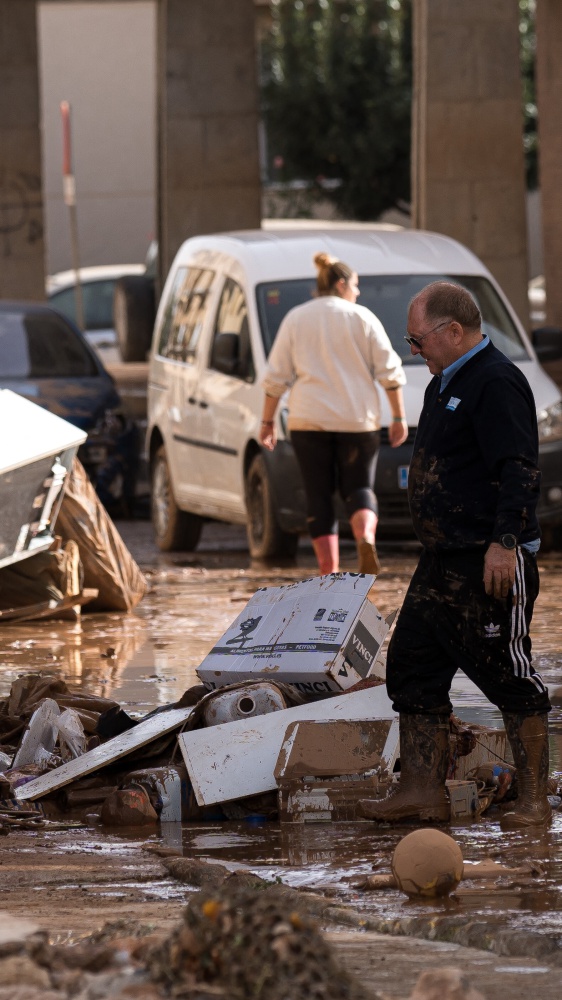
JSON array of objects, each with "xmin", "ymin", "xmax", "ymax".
[{"xmin": 0, "ymin": 389, "xmax": 86, "ymax": 572}]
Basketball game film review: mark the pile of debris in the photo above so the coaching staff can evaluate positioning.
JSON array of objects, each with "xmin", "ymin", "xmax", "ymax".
[
  {"xmin": 0, "ymin": 383, "xmax": 146, "ymax": 621},
  {"xmin": 1, "ymin": 572, "xmax": 556, "ymax": 831},
  {"xmin": 0, "ymin": 893, "xmax": 494, "ymax": 1000}
]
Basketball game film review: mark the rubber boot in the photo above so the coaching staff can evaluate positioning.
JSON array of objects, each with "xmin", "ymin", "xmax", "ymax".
[
  {"xmin": 311, "ymin": 534, "xmax": 339, "ymax": 575},
  {"xmin": 357, "ymin": 713, "xmax": 451, "ymax": 823},
  {"xmin": 350, "ymin": 509, "xmax": 380, "ymax": 574},
  {"xmin": 356, "ymin": 538, "xmax": 381, "ymax": 575},
  {"xmin": 500, "ymin": 713, "xmax": 552, "ymax": 830}
]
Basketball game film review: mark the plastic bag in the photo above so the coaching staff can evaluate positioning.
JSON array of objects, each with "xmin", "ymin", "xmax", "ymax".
[{"xmin": 55, "ymin": 458, "xmax": 147, "ymax": 611}]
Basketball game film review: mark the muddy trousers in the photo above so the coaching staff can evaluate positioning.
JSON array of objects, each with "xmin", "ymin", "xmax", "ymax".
[
  {"xmin": 386, "ymin": 548, "xmax": 551, "ymax": 717},
  {"xmin": 290, "ymin": 430, "xmax": 380, "ymax": 539}
]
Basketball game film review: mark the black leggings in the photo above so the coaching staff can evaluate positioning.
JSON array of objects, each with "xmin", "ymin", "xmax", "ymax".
[{"xmin": 290, "ymin": 430, "xmax": 380, "ymax": 538}]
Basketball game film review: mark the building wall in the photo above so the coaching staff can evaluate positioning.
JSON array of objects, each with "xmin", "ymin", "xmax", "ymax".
[{"xmin": 38, "ymin": 1, "xmax": 157, "ymax": 275}]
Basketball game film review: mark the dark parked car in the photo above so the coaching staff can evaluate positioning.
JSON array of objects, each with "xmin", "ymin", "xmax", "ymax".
[{"xmin": 0, "ymin": 302, "xmax": 138, "ymax": 514}]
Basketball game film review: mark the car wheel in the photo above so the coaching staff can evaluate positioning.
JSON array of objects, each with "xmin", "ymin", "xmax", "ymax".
[
  {"xmin": 151, "ymin": 445, "xmax": 203, "ymax": 551},
  {"xmin": 114, "ymin": 274, "xmax": 156, "ymax": 363},
  {"xmin": 245, "ymin": 453, "xmax": 299, "ymax": 559}
]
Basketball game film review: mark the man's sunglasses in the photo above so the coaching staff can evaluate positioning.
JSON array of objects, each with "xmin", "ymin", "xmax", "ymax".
[{"xmin": 404, "ymin": 319, "xmax": 451, "ymax": 350}]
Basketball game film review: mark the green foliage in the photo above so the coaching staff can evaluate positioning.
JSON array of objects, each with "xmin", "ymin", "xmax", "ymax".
[
  {"xmin": 261, "ymin": 0, "xmax": 412, "ymax": 220},
  {"xmin": 261, "ymin": 0, "xmax": 538, "ymax": 218}
]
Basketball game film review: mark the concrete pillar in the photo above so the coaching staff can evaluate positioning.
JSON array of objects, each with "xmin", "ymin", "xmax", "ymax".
[
  {"xmin": 0, "ymin": 0, "xmax": 45, "ymax": 299},
  {"xmin": 412, "ymin": 0, "xmax": 529, "ymax": 325},
  {"xmin": 536, "ymin": 0, "xmax": 562, "ymax": 329},
  {"xmin": 157, "ymin": 0, "xmax": 261, "ymax": 289}
]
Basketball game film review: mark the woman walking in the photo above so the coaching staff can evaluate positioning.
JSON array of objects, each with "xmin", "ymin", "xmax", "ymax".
[{"xmin": 260, "ymin": 252, "xmax": 407, "ymax": 575}]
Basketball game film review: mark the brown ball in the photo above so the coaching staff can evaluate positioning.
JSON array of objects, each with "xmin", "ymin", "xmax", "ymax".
[{"xmin": 391, "ymin": 828, "xmax": 463, "ymax": 898}]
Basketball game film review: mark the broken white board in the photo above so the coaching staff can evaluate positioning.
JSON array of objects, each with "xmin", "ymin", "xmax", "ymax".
[
  {"xmin": 178, "ymin": 686, "xmax": 396, "ymax": 806},
  {"xmin": 14, "ymin": 707, "xmax": 194, "ymax": 801},
  {"xmin": 274, "ymin": 718, "xmax": 399, "ymax": 781}
]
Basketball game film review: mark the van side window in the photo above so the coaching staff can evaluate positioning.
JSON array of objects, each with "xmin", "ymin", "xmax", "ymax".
[
  {"xmin": 209, "ymin": 278, "xmax": 255, "ymax": 382},
  {"xmin": 157, "ymin": 267, "xmax": 214, "ymax": 362}
]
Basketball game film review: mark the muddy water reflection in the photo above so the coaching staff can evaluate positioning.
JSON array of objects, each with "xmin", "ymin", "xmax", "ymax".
[
  {"xmin": 168, "ymin": 814, "xmax": 562, "ymax": 938},
  {"xmin": 1, "ymin": 522, "xmax": 562, "ymax": 939}
]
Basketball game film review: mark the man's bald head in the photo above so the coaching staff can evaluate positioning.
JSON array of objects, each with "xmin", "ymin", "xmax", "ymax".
[{"xmin": 412, "ymin": 281, "xmax": 481, "ymax": 333}]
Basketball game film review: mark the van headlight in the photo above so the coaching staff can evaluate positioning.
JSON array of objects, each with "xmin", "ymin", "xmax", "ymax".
[{"xmin": 537, "ymin": 401, "xmax": 562, "ymax": 443}]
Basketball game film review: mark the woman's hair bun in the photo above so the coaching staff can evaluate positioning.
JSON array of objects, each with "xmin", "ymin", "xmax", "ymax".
[{"xmin": 313, "ymin": 252, "xmax": 338, "ymax": 270}]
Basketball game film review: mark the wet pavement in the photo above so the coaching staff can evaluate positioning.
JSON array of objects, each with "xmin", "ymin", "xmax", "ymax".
[{"xmin": 1, "ymin": 520, "xmax": 561, "ymax": 959}]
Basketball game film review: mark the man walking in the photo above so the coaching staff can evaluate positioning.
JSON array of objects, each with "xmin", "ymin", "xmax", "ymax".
[{"xmin": 359, "ymin": 281, "xmax": 551, "ymax": 829}]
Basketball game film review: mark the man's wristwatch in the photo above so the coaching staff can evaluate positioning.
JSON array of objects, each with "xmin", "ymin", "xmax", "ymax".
[{"xmin": 498, "ymin": 533, "xmax": 517, "ymax": 550}]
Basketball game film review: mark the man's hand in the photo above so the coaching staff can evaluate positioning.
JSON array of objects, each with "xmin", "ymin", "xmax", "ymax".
[{"xmin": 484, "ymin": 542, "xmax": 517, "ymax": 599}]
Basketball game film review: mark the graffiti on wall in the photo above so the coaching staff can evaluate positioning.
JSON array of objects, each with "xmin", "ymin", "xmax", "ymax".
[{"xmin": 0, "ymin": 168, "xmax": 43, "ymax": 257}]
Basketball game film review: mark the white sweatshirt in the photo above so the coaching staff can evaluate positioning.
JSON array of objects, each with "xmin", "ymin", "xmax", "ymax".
[{"xmin": 261, "ymin": 295, "xmax": 406, "ymax": 432}]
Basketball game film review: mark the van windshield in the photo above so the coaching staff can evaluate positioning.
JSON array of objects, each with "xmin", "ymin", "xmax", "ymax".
[{"xmin": 256, "ymin": 274, "xmax": 529, "ymax": 363}]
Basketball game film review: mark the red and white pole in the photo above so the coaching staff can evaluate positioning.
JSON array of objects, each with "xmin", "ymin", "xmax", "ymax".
[{"xmin": 60, "ymin": 101, "xmax": 84, "ymax": 331}]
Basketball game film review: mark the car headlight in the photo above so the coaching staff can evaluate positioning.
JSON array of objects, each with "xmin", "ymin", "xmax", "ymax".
[{"xmin": 537, "ymin": 401, "xmax": 562, "ymax": 443}]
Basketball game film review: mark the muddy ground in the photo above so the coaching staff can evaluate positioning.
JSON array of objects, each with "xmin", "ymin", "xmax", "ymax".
[{"xmin": 0, "ymin": 521, "xmax": 561, "ymax": 998}]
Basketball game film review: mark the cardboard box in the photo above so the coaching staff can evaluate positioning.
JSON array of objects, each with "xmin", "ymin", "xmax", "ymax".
[{"xmin": 196, "ymin": 573, "xmax": 391, "ymax": 695}]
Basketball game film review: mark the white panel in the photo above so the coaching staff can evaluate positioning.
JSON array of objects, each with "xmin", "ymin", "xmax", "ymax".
[
  {"xmin": 0, "ymin": 390, "xmax": 86, "ymax": 474},
  {"xmin": 178, "ymin": 687, "xmax": 396, "ymax": 806},
  {"xmin": 15, "ymin": 707, "xmax": 193, "ymax": 801}
]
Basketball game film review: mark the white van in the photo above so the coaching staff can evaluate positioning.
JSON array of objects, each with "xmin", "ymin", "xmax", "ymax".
[{"xmin": 146, "ymin": 224, "xmax": 562, "ymax": 556}]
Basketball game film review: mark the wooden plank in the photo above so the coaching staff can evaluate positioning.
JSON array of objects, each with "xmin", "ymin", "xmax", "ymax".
[
  {"xmin": 178, "ymin": 687, "xmax": 396, "ymax": 806},
  {"xmin": 14, "ymin": 707, "xmax": 194, "ymax": 801}
]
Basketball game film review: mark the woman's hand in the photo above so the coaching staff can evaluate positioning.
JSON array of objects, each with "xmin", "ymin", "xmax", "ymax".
[
  {"xmin": 259, "ymin": 421, "xmax": 277, "ymax": 451},
  {"xmin": 388, "ymin": 418, "xmax": 408, "ymax": 447}
]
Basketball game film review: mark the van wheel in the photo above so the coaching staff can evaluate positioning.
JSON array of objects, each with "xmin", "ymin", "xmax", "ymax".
[
  {"xmin": 151, "ymin": 445, "xmax": 203, "ymax": 551},
  {"xmin": 245, "ymin": 454, "xmax": 298, "ymax": 559},
  {"xmin": 114, "ymin": 274, "xmax": 156, "ymax": 363}
]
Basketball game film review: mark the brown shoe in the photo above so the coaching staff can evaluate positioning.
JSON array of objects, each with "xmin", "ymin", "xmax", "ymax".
[{"xmin": 357, "ymin": 538, "xmax": 381, "ymax": 575}]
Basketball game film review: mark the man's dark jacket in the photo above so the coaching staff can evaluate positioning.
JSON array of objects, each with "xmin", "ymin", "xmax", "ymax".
[{"xmin": 409, "ymin": 341, "xmax": 541, "ymax": 551}]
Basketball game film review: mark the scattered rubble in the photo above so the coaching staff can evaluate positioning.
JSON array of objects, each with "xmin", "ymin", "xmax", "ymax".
[{"xmin": 0, "ymin": 573, "xmax": 559, "ymax": 831}]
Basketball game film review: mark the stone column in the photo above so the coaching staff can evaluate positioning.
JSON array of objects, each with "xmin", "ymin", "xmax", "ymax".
[
  {"xmin": 412, "ymin": 0, "xmax": 529, "ymax": 325},
  {"xmin": 536, "ymin": 0, "xmax": 562, "ymax": 329},
  {"xmin": 0, "ymin": 0, "xmax": 45, "ymax": 299},
  {"xmin": 157, "ymin": 0, "xmax": 261, "ymax": 289}
]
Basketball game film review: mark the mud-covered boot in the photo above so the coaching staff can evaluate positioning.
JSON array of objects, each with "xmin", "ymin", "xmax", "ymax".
[
  {"xmin": 356, "ymin": 538, "xmax": 381, "ymax": 575},
  {"xmin": 500, "ymin": 713, "xmax": 552, "ymax": 830},
  {"xmin": 357, "ymin": 713, "xmax": 451, "ymax": 823}
]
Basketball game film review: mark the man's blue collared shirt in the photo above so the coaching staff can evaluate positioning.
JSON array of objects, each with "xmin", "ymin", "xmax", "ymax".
[{"xmin": 439, "ymin": 334, "xmax": 489, "ymax": 392}]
